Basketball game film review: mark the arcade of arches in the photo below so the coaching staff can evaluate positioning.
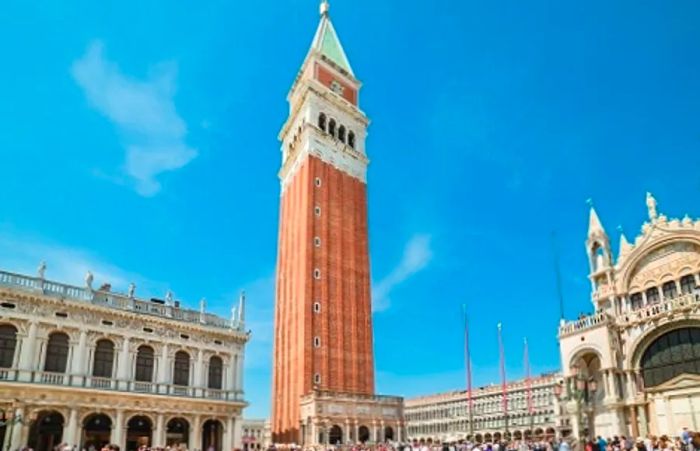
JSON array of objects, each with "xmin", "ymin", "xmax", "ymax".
[{"xmin": 0, "ymin": 390, "xmax": 242, "ymax": 451}]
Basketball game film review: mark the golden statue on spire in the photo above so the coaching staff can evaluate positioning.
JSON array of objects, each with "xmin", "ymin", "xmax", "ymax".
[{"xmin": 320, "ymin": 0, "xmax": 330, "ymax": 16}]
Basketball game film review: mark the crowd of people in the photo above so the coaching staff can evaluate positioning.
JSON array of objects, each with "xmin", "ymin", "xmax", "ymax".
[{"xmin": 288, "ymin": 429, "xmax": 700, "ymax": 451}]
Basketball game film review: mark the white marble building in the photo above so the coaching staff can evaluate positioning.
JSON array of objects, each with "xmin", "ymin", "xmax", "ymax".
[
  {"xmin": 405, "ymin": 373, "xmax": 562, "ymax": 443},
  {"xmin": 0, "ymin": 265, "xmax": 249, "ymax": 451},
  {"xmin": 558, "ymin": 194, "xmax": 700, "ymax": 439}
]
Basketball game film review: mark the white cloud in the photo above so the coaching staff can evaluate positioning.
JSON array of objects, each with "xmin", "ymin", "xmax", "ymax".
[
  {"xmin": 71, "ymin": 41, "xmax": 197, "ymax": 196},
  {"xmin": 373, "ymin": 234, "xmax": 433, "ymax": 312}
]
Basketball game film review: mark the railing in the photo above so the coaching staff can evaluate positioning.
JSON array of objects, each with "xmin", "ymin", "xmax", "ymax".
[
  {"xmin": 0, "ymin": 368, "xmax": 245, "ymax": 402},
  {"xmin": 618, "ymin": 293, "xmax": 700, "ymax": 325},
  {"xmin": 559, "ymin": 312, "xmax": 610, "ymax": 337},
  {"xmin": 40, "ymin": 371, "xmax": 67, "ymax": 385},
  {"xmin": 559, "ymin": 293, "xmax": 700, "ymax": 336},
  {"xmin": 0, "ymin": 269, "xmax": 243, "ymax": 331}
]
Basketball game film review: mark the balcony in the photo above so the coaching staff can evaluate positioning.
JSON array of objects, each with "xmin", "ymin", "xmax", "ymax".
[
  {"xmin": 617, "ymin": 292, "xmax": 700, "ymax": 326},
  {"xmin": 0, "ymin": 368, "xmax": 245, "ymax": 403},
  {"xmin": 558, "ymin": 312, "xmax": 611, "ymax": 337},
  {"xmin": 0, "ymin": 269, "xmax": 240, "ymax": 331}
]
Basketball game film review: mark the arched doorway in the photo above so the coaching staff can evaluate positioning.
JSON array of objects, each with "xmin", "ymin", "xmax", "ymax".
[
  {"xmin": 82, "ymin": 413, "xmax": 112, "ymax": 449},
  {"xmin": 167, "ymin": 418, "xmax": 189, "ymax": 447},
  {"xmin": 358, "ymin": 425, "xmax": 370, "ymax": 443},
  {"xmin": 514, "ymin": 431, "xmax": 523, "ymax": 440},
  {"xmin": 494, "ymin": 432, "xmax": 502, "ymax": 442},
  {"xmin": 126, "ymin": 416, "xmax": 152, "ymax": 451},
  {"xmin": 475, "ymin": 434, "xmax": 483, "ymax": 444},
  {"xmin": 329, "ymin": 425, "xmax": 343, "ymax": 445},
  {"xmin": 28, "ymin": 411, "xmax": 64, "ymax": 451},
  {"xmin": 524, "ymin": 430, "xmax": 532, "ymax": 440},
  {"xmin": 484, "ymin": 433, "xmax": 492, "ymax": 443},
  {"xmin": 202, "ymin": 419, "xmax": 224, "ymax": 451},
  {"xmin": 534, "ymin": 428, "xmax": 544, "ymax": 439},
  {"xmin": 641, "ymin": 327, "xmax": 700, "ymax": 387},
  {"xmin": 546, "ymin": 427, "xmax": 556, "ymax": 439},
  {"xmin": 384, "ymin": 426, "xmax": 394, "ymax": 442}
]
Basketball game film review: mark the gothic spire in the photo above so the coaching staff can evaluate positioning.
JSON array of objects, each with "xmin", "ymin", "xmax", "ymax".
[
  {"xmin": 587, "ymin": 204, "xmax": 607, "ymax": 240},
  {"xmin": 617, "ymin": 226, "xmax": 633, "ymax": 260}
]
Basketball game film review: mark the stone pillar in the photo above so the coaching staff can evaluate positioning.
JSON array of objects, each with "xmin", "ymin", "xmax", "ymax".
[
  {"xmin": 629, "ymin": 406, "xmax": 639, "ymax": 438},
  {"xmin": 194, "ymin": 349, "xmax": 204, "ymax": 395},
  {"xmin": 18, "ymin": 321, "xmax": 38, "ymax": 381},
  {"xmin": 228, "ymin": 355, "xmax": 238, "ymax": 397},
  {"xmin": 64, "ymin": 407, "xmax": 79, "ymax": 447},
  {"xmin": 117, "ymin": 337, "xmax": 131, "ymax": 390},
  {"xmin": 396, "ymin": 421, "xmax": 402, "ymax": 442},
  {"xmin": 379, "ymin": 420, "xmax": 385, "ymax": 443},
  {"xmin": 114, "ymin": 410, "xmax": 126, "ymax": 451},
  {"xmin": 236, "ymin": 352, "xmax": 244, "ymax": 396},
  {"xmin": 310, "ymin": 421, "xmax": 318, "ymax": 446},
  {"xmin": 233, "ymin": 415, "xmax": 243, "ymax": 450},
  {"xmin": 225, "ymin": 416, "xmax": 235, "ymax": 451},
  {"xmin": 638, "ymin": 404, "xmax": 649, "ymax": 437},
  {"xmin": 372, "ymin": 422, "xmax": 378, "ymax": 443},
  {"xmin": 8, "ymin": 405, "xmax": 25, "ymax": 451},
  {"xmin": 72, "ymin": 330, "xmax": 88, "ymax": 386},
  {"xmin": 158, "ymin": 343, "xmax": 169, "ymax": 394},
  {"xmin": 191, "ymin": 415, "xmax": 202, "ymax": 451},
  {"xmin": 154, "ymin": 413, "xmax": 165, "ymax": 447}
]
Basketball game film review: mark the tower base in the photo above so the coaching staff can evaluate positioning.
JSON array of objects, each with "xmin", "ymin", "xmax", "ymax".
[{"xmin": 296, "ymin": 390, "xmax": 404, "ymax": 446}]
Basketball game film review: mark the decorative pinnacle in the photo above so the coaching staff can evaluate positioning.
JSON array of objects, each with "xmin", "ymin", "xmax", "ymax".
[{"xmin": 320, "ymin": 0, "xmax": 330, "ymax": 17}]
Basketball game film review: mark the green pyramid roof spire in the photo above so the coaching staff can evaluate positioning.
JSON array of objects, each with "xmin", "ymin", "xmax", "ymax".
[{"xmin": 310, "ymin": 1, "xmax": 355, "ymax": 76}]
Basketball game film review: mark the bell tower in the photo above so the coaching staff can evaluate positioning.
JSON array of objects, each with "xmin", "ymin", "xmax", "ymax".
[{"xmin": 272, "ymin": 1, "xmax": 376, "ymax": 443}]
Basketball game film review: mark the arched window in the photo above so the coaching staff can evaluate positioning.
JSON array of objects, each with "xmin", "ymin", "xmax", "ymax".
[
  {"xmin": 662, "ymin": 281, "xmax": 678, "ymax": 300},
  {"xmin": 680, "ymin": 274, "xmax": 697, "ymax": 294},
  {"xmin": 646, "ymin": 287, "xmax": 660, "ymax": 304},
  {"xmin": 44, "ymin": 332, "xmax": 69, "ymax": 373},
  {"xmin": 641, "ymin": 327, "xmax": 700, "ymax": 387},
  {"xmin": 208, "ymin": 356, "xmax": 223, "ymax": 390},
  {"xmin": 318, "ymin": 113, "xmax": 327, "ymax": 132},
  {"xmin": 630, "ymin": 293, "xmax": 643, "ymax": 310},
  {"xmin": 135, "ymin": 345, "xmax": 154, "ymax": 382},
  {"xmin": 0, "ymin": 325, "xmax": 17, "ymax": 368},
  {"xmin": 338, "ymin": 125, "xmax": 346, "ymax": 143},
  {"xmin": 348, "ymin": 131, "xmax": 355, "ymax": 148},
  {"xmin": 92, "ymin": 339, "xmax": 115, "ymax": 378},
  {"xmin": 173, "ymin": 351, "xmax": 190, "ymax": 386},
  {"xmin": 328, "ymin": 119, "xmax": 336, "ymax": 137}
]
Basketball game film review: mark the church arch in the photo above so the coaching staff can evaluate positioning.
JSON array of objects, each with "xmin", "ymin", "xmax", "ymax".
[
  {"xmin": 640, "ymin": 327, "xmax": 700, "ymax": 387},
  {"xmin": 318, "ymin": 113, "xmax": 326, "ymax": 132},
  {"xmin": 329, "ymin": 424, "xmax": 343, "ymax": 445},
  {"xmin": 627, "ymin": 319, "xmax": 700, "ymax": 369}
]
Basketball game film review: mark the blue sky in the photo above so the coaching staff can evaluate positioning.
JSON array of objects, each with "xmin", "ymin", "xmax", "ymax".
[{"xmin": 2, "ymin": 0, "xmax": 700, "ymax": 418}]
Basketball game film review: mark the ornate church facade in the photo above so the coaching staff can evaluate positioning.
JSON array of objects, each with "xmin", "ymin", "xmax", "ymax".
[
  {"xmin": 558, "ymin": 194, "xmax": 700, "ymax": 438},
  {"xmin": 0, "ymin": 266, "xmax": 248, "ymax": 451},
  {"xmin": 271, "ymin": 1, "xmax": 403, "ymax": 445}
]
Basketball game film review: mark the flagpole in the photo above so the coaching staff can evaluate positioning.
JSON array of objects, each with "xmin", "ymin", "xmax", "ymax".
[
  {"xmin": 550, "ymin": 231, "xmax": 565, "ymax": 323},
  {"xmin": 463, "ymin": 305, "xmax": 474, "ymax": 439},
  {"xmin": 498, "ymin": 322, "xmax": 508, "ymax": 436},
  {"xmin": 524, "ymin": 337, "xmax": 534, "ymax": 436}
]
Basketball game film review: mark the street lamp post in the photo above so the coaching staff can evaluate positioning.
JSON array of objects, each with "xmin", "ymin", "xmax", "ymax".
[{"xmin": 553, "ymin": 365, "xmax": 598, "ymax": 449}]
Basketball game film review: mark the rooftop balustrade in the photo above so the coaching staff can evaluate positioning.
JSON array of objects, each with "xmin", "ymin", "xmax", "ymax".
[{"xmin": 0, "ymin": 269, "xmax": 240, "ymax": 330}]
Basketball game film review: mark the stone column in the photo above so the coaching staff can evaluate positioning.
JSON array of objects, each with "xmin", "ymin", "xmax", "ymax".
[
  {"xmin": 117, "ymin": 337, "xmax": 131, "ymax": 390},
  {"xmin": 629, "ymin": 406, "xmax": 639, "ymax": 437},
  {"xmin": 194, "ymin": 349, "xmax": 204, "ymax": 396},
  {"xmin": 639, "ymin": 404, "xmax": 649, "ymax": 437},
  {"xmin": 8, "ymin": 405, "xmax": 25, "ymax": 451},
  {"xmin": 72, "ymin": 330, "xmax": 88, "ymax": 386},
  {"xmin": 236, "ymin": 353, "xmax": 244, "ymax": 396},
  {"xmin": 114, "ymin": 409, "xmax": 126, "ymax": 451},
  {"xmin": 190, "ymin": 415, "xmax": 202, "ymax": 451},
  {"xmin": 18, "ymin": 321, "xmax": 38, "ymax": 381},
  {"xmin": 233, "ymin": 416, "xmax": 243, "ymax": 450},
  {"xmin": 225, "ymin": 416, "xmax": 235, "ymax": 451},
  {"xmin": 65, "ymin": 407, "xmax": 79, "ymax": 446},
  {"xmin": 372, "ymin": 421, "xmax": 378, "ymax": 443},
  {"xmin": 396, "ymin": 421, "xmax": 402, "ymax": 442},
  {"xmin": 228, "ymin": 355, "xmax": 238, "ymax": 397},
  {"xmin": 154, "ymin": 413, "xmax": 165, "ymax": 447},
  {"xmin": 310, "ymin": 421, "xmax": 318, "ymax": 446},
  {"xmin": 158, "ymin": 343, "xmax": 169, "ymax": 394},
  {"xmin": 379, "ymin": 420, "xmax": 385, "ymax": 443}
]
